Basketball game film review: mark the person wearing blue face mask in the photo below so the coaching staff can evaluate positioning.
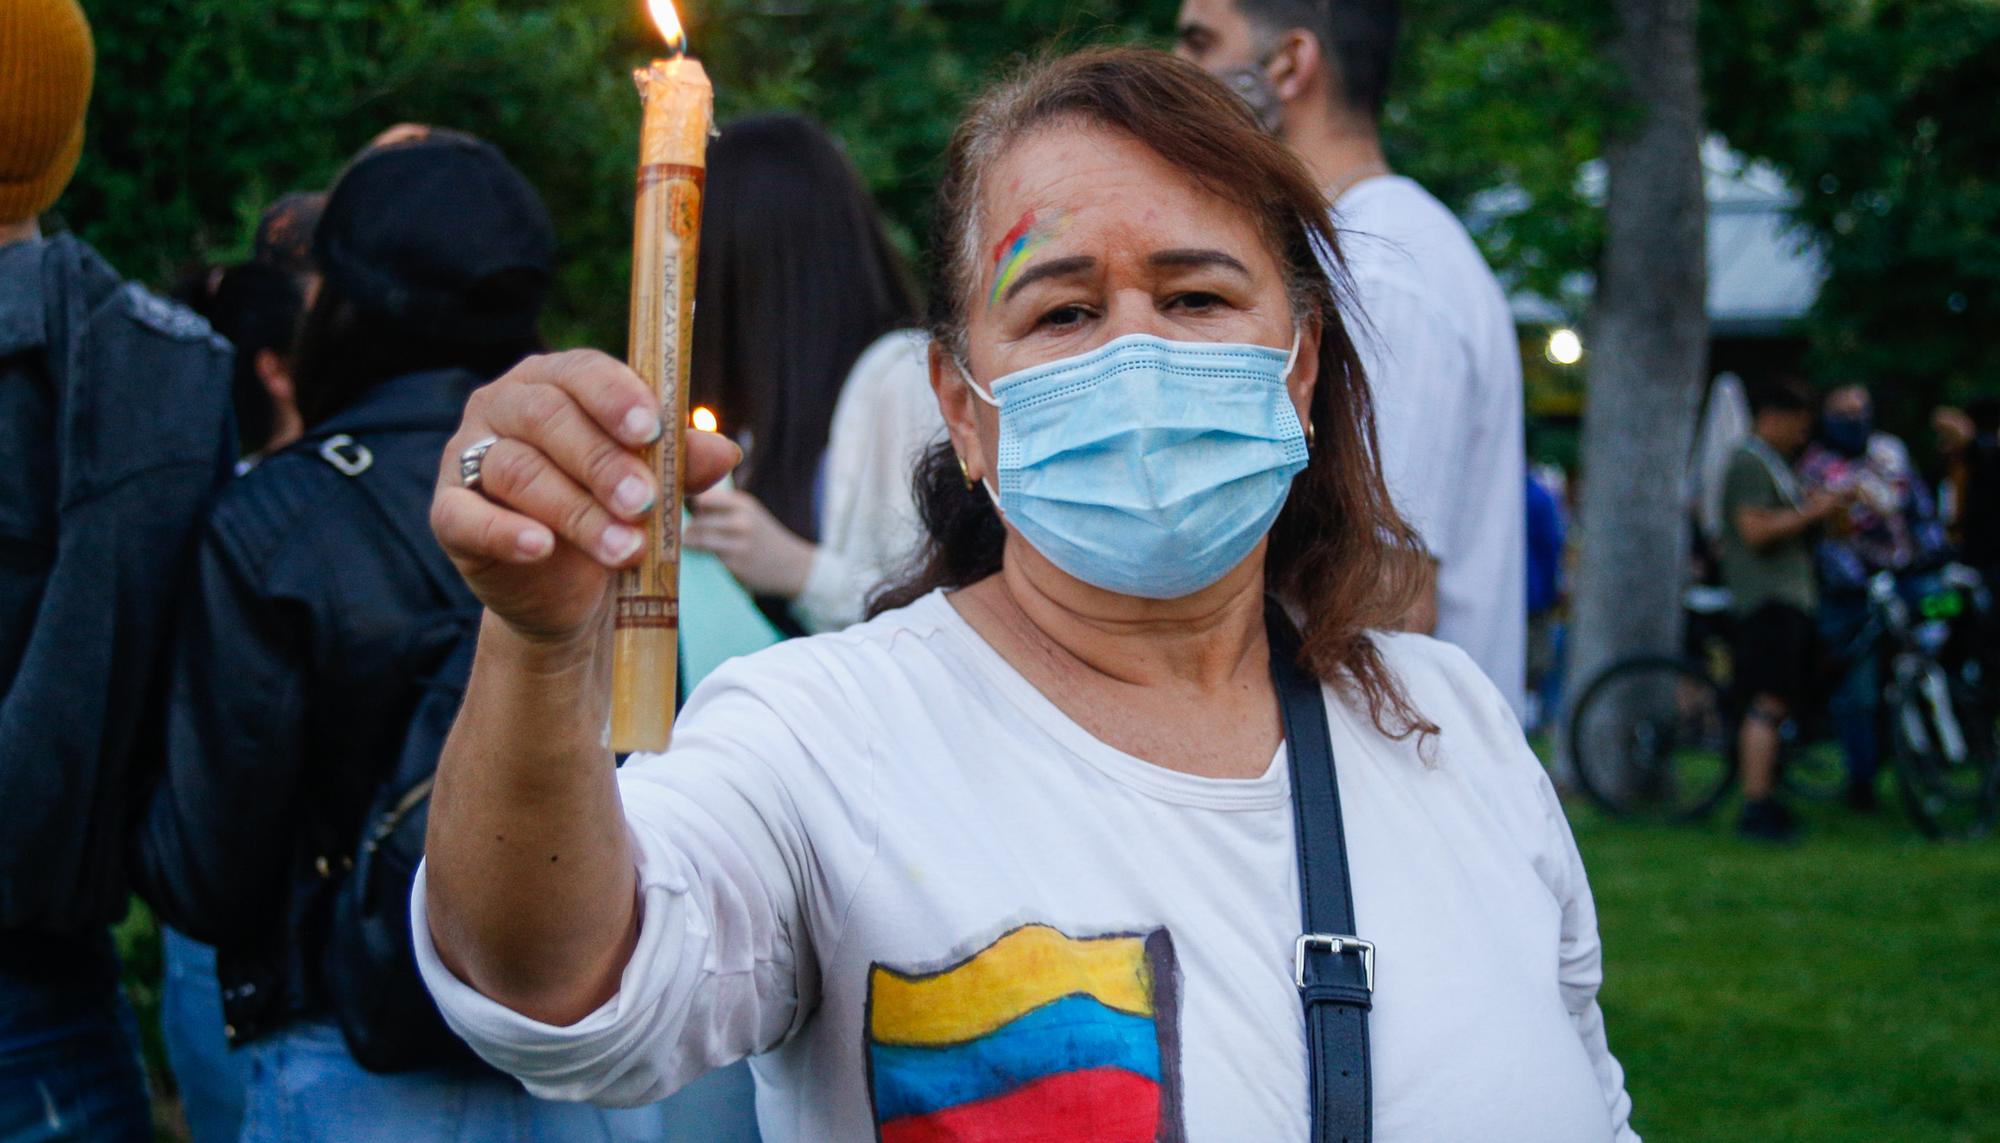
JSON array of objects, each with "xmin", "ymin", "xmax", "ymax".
[
  {"xmin": 952, "ymin": 331, "xmax": 1310, "ymax": 599},
  {"xmin": 1799, "ymin": 383, "xmax": 1948, "ymax": 810},
  {"xmin": 410, "ymin": 48, "xmax": 1638, "ymax": 1143}
]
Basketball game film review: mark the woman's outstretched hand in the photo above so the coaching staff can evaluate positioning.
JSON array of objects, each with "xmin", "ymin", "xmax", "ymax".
[
  {"xmin": 687, "ymin": 487, "xmax": 818, "ymax": 599},
  {"xmin": 430, "ymin": 349, "xmax": 741, "ymax": 644}
]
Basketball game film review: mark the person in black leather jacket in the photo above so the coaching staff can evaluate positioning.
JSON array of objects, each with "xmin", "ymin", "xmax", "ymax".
[{"xmin": 130, "ymin": 134, "xmax": 669, "ymax": 1141}]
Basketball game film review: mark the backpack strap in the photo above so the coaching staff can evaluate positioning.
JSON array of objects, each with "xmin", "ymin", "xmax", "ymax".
[
  {"xmin": 296, "ymin": 430, "xmax": 473, "ymax": 873},
  {"xmin": 313, "ymin": 432, "xmax": 464, "ymax": 610},
  {"xmin": 1267, "ymin": 599, "xmax": 1372, "ymax": 1142}
]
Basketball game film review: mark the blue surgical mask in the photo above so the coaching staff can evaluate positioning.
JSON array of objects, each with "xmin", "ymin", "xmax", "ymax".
[{"xmin": 957, "ymin": 331, "xmax": 1309, "ymax": 599}]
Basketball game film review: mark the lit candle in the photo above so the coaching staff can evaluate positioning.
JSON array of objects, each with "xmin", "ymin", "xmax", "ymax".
[{"xmin": 611, "ymin": 0, "xmax": 713, "ymax": 753}]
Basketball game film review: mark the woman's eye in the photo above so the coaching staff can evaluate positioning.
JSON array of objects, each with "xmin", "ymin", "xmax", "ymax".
[
  {"xmin": 1171, "ymin": 291, "xmax": 1225, "ymax": 312},
  {"xmin": 1038, "ymin": 305, "xmax": 1090, "ymax": 329}
]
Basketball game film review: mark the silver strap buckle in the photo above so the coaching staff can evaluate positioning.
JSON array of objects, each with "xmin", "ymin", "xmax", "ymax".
[
  {"xmin": 1294, "ymin": 933, "xmax": 1375, "ymax": 992},
  {"xmin": 319, "ymin": 434, "xmax": 374, "ymax": 477}
]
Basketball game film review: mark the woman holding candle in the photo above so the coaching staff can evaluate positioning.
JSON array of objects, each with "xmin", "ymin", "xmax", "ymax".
[
  {"xmin": 417, "ymin": 49, "xmax": 1638, "ymax": 1142},
  {"xmin": 684, "ymin": 113, "xmax": 935, "ymax": 636}
]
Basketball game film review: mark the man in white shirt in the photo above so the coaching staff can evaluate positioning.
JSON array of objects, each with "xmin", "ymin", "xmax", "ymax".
[{"xmin": 1177, "ymin": 0, "xmax": 1528, "ymax": 714}]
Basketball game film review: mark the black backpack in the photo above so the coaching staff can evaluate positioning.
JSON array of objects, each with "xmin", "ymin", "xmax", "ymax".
[
  {"xmin": 309, "ymin": 431, "xmax": 489, "ymax": 1073},
  {"xmin": 327, "ymin": 624, "xmax": 484, "ymax": 1072}
]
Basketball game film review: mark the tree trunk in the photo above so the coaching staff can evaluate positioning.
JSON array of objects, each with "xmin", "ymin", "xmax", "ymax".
[{"xmin": 1562, "ymin": 0, "xmax": 1709, "ymax": 787}]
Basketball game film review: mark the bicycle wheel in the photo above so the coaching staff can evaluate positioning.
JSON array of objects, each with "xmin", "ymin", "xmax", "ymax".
[
  {"xmin": 1569, "ymin": 657, "xmax": 1736, "ymax": 820},
  {"xmin": 1890, "ymin": 655, "xmax": 2000, "ymax": 839}
]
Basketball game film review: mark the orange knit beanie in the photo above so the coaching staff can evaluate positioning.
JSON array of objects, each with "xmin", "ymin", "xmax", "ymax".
[{"xmin": 0, "ymin": 0, "xmax": 95, "ymax": 223}]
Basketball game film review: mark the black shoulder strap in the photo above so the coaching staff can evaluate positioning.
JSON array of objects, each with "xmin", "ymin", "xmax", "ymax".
[
  {"xmin": 312, "ymin": 432, "xmax": 463, "ymax": 609},
  {"xmin": 1267, "ymin": 599, "xmax": 1372, "ymax": 1143}
]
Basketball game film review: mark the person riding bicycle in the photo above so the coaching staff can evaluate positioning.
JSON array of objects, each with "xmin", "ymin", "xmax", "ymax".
[
  {"xmin": 1718, "ymin": 376, "xmax": 1856, "ymax": 842},
  {"xmin": 1799, "ymin": 383, "xmax": 1948, "ymax": 811}
]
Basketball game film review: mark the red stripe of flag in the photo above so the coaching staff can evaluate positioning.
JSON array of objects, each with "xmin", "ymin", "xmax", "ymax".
[{"xmin": 879, "ymin": 1066, "xmax": 1161, "ymax": 1143}]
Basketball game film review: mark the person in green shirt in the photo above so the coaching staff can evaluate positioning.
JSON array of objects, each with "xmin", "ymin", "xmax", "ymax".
[{"xmin": 1718, "ymin": 376, "xmax": 1856, "ymax": 842}]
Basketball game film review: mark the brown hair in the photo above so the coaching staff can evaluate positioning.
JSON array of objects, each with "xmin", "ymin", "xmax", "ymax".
[{"xmin": 873, "ymin": 46, "xmax": 1436, "ymax": 742}]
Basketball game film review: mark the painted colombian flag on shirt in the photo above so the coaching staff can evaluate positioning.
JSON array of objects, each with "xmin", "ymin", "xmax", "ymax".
[{"xmin": 865, "ymin": 924, "xmax": 1185, "ymax": 1142}]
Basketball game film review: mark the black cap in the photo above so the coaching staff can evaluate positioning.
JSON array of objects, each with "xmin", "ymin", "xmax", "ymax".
[{"xmin": 314, "ymin": 134, "xmax": 555, "ymax": 344}]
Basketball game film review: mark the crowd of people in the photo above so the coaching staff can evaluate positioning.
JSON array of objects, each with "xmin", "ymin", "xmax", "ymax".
[
  {"xmin": 41, "ymin": 0, "xmax": 1991, "ymax": 1138},
  {"xmin": 1686, "ymin": 374, "xmax": 1998, "ymax": 841}
]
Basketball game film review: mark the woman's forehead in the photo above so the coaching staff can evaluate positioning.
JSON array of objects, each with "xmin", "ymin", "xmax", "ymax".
[{"xmin": 978, "ymin": 125, "xmax": 1267, "ymax": 256}]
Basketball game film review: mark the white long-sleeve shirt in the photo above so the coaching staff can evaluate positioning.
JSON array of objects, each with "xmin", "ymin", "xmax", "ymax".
[
  {"xmin": 414, "ymin": 591, "xmax": 1638, "ymax": 1142},
  {"xmin": 792, "ymin": 330, "xmax": 943, "ymax": 633}
]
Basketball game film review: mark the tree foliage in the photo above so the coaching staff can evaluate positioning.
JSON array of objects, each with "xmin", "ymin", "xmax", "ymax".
[
  {"xmin": 71, "ymin": 0, "xmax": 639, "ymax": 346},
  {"xmin": 1702, "ymin": 0, "xmax": 2000, "ymax": 421},
  {"xmin": 62, "ymin": 0, "xmax": 2000, "ymax": 413},
  {"xmin": 66, "ymin": 0, "xmax": 1162, "ymax": 350},
  {"xmin": 1387, "ymin": 1, "xmax": 1617, "ymax": 311}
]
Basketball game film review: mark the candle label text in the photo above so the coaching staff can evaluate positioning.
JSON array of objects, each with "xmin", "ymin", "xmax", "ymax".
[{"xmin": 615, "ymin": 594, "xmax": 679, "ymax": 629}]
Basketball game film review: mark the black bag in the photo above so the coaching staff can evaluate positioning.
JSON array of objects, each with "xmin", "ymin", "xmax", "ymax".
[
  {"xmin": 326, "ymin": 625, "xmax": 485, "ymax": 1073},
  {"xmin": 309, "ymin": 431, "xmax": 489, "ymax": 1073}
]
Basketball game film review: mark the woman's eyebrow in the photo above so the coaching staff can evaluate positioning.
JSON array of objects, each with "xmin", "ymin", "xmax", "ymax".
[
  {"xmin": 1000, "ymin": 255, "xmax": 1097, "ymax": 303},
  {"xmin": 1149, "ymin": 248, "xmax": 1251, "ymax": 275}
]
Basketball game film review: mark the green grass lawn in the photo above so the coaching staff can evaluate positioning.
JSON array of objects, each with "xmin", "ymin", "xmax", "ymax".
[{"xmin": 1568, "ymin": 792, "xmax": 1999, "ymax": 1142}]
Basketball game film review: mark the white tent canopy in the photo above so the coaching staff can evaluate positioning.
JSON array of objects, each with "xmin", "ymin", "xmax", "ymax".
[{"xmin": 1471, "ymin": 137, "xmax": 1828, "ymax": 336}]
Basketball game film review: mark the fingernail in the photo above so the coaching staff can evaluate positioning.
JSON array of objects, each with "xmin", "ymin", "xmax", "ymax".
[
  {"xmin": 516, "ymin": 528, "xmax": 552, "ymax": 558},
  {"xmin": 621, "ymin": 406, "xmax": 662, "ymax": 445},
  {"xmin": 612, "ymin": 475, "xmax": 654, "ymax": 516},
  {"xmin": 600, "ymin": 524, "xmax": 644, "ymax": 563}
]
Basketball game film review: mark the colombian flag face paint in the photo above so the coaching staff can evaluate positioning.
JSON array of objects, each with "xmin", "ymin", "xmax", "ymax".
[{"xmin": 864, "ymin": 924, "xmax": 1184, "ymax": 1142}]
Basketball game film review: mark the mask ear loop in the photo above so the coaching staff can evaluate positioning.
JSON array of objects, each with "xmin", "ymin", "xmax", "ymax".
[
  {"xmin": 954, "ymin": 357, "xmax": 1001, "ymax": 408},
  {"xmin": 1283, "ymin": 327, "xmax": 1314, "ymax": 450},
  {"xmin": 951, "ymin": 356, "xmax": 1006, "ymax": 511}
]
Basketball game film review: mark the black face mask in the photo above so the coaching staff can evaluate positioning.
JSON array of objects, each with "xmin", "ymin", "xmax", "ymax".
[{"xmin": 1822, "ymin": 415, "xmax": 1872, "ymax": 458}]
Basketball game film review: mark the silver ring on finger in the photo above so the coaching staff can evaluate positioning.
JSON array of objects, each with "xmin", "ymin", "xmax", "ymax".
[{"xmin": 459, "ymin": 435, "xmax": 501, "ymax": 492}]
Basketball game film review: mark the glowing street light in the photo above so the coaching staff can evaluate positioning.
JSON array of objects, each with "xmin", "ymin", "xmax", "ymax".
[{"xmin": 1546, "ymin": 327, "xmax": 1583, "ymax": 366}]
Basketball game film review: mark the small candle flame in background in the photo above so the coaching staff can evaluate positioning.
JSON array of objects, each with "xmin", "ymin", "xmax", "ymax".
[
  {"xmin": 649, "ymin": 0, "xmax": 686, "ymax": 54},
  {"xmin": 691, "ymin": 406, "xmax": 718, "ymax": 433}
]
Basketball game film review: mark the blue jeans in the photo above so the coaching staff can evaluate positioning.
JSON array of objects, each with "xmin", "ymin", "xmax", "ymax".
[
  {"xmin": 657, "ymin": 1063, "xmax": 760, "ymax": 1143},
  {"xmin": 238, "ymin": 1020, "xmax": 675, "ymax": 1143},
  {"xmin": 1820, "ymin": 593, "xmax": 1880, "ymax": 785},
  {"xmin": 0, "ymin": 933, "xmax": 151, "ymax": 1143},
  {"xmin": 160, "ymin": 927, "xmax": 251, "ymax": 1143}
]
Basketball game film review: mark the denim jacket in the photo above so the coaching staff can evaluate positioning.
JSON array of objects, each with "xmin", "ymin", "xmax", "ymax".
[{"xmin": 0, "ymin": 234, "xmax": 234, "ymax": 934}]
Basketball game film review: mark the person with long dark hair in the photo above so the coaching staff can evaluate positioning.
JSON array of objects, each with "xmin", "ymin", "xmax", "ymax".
[
  {"xmin": 417, "ymin": 50, "xmax": 1636, "ymax": 1141},
  {"xmin": 684, "ymin": 113, "xmax": 933, "ymax": 635},
  {"xmin": 131, "ymin": 133, "xmax": 667, "ymax": 1140}
]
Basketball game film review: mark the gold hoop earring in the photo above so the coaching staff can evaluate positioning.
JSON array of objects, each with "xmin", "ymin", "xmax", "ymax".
[
  {"xmin": 1305, "ymin": 420, "xmax": 1317, "ymax": 449},
  {"xmin": 956, "ymin": 454, "xmax": 974, "ymax": 489}
]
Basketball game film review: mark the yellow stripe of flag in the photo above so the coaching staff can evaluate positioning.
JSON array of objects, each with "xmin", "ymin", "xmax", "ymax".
[{"xmin": 868, "ymin": 925, "xmax": 1155, "ymax": 1047}]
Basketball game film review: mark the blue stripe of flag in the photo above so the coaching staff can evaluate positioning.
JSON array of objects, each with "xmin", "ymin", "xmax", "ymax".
[{"xmin": 869, "ymin": 993, "xmax": 1161, "ymax": 1122}]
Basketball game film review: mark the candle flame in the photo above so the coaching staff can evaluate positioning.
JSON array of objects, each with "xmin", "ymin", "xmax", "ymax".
[
  {"xmin": 649, "ymin": 0, "xmax": 686, "ymax": 54},
  {"xmin": 691, "ymin": 406, "xmax": 718, "ymax": 433}
]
